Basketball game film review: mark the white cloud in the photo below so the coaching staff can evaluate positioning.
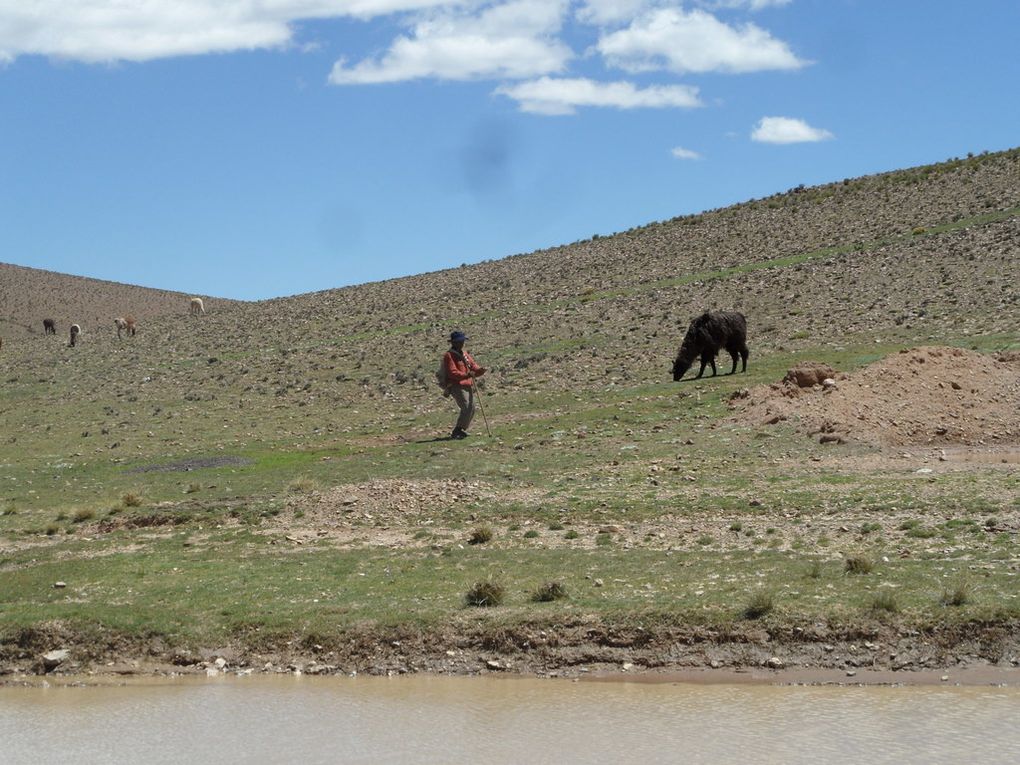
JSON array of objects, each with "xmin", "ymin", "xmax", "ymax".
[
  {"xmin": 0, "ymin": 1, "xmax": 461, "ymax": 63},
  {"xmin": 671, "ymin": 146, "xmax": 701, "ymax": 159},
  {"xmin": 751, "ymin": 116, "xmax": 833, "ymax": 144},
  {"xmin": 495, "ymin": 76, "xmax": 701, "ymax": 115},
  {"xmin": 576, "ymin": 0, "xmax": 657, "ymax": 25},
  {"xmin": 597, "ymin": 8, "xmax": 805, "ymax": 74},
  {"xmin": 329, "ymin": 0, "xmax": 572, "ymax": 84},
  {"xmin": 704, "ymin": 0, "xmax": 793, "ymax": 10}
]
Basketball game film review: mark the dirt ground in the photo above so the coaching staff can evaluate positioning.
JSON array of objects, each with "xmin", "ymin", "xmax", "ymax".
[{"xmin": 729, "ymin": 346, "xmax": 1020, "ymax": 447}]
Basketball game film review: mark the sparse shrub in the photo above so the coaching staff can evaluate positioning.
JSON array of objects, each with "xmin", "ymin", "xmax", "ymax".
[
  {"xmin": 898, "ymin": 519, "xmax": 920, "ymax": 531},
  {"xmin": 696, "ymin": 534, "xmax": 714, "ymax": 546},
  {"xmin": 532, "ymin": 581, "xmax": 568, "ymax": 602},
  {"xmin": 912, "ymin": 226, "xmax": 927, "ymax": 236},
  {"xmin": 844, "ymin": 555, "xmax": 874, "ymax": 575},
  {"xmin": 523, "ymin": 529, "xmax": 539, "ymax": 539},
  {"xmin": 743, "ymin": 590, "xmax": 775, "ymax": 619},
  {"xmin": 870, "ymin": 591, "xmax": 899, "ymax": 614},
  {"xmin": 122, "ymin": 493, "xmax": 143, "ymax": 508},
  {"xmin": 905, "ymin": 526, "xmax": 937, "ymax": 539},
  {"xmin": 45, "ymin": 523, "xmax": 60, "ymax": 536},
  {"xmin": 807, "ymin": 560, "xmax": 824, "ymax": 579},
  {"xmin": 468, "ymin": 526, "xmax": 494, "ymax": 545},
  {"xmin": 860, "ymin": 522, "xmax": 882, "ymax": 535},
  {"xmin": 72, "ymin": 509, "xmax": 96, "ymax": 523},
  {"xmin": 286, "ymin": 477, "xmax": 317, "ymax": 495},
  {"xmin": 941, "ymin": 580, "xmax": 972, "ymax": 607},
  {"xmin": 564, "ymin": 529, "xmax": 579, "ymax": 540},
  {"xmin": 465, "ymin": 580, "xmax": 505, "ymax": 607},
  {"xmin": 729, "ymin": 522, "xmax": 743, "ymax": 532},
  {"xmin": 548, "ymin": 521, "xmax": 565, "ymax": 531}
]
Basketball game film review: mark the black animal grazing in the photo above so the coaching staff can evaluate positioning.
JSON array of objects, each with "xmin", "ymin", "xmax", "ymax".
[
  {"xmin": 672, "ymin": 311, "xmax": 749, "ymax": 381},
  {"xmin": 43, "ymin": 318, "xmax": 56, "ymax": 335}
]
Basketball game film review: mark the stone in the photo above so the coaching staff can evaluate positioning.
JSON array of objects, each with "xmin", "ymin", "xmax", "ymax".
[
  {"xmin": 42, "ymin": 649, "xmax": 70, "ymax": 670},
  {"xmin": 765, "ymin": 657, "xmax": 784, "ymax": 669},
  {"xmin": 53, "ymin": 582, "xmax": 67, "ymax": 589}
]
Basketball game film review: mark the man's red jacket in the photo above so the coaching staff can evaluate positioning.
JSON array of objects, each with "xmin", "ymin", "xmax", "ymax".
[{"xmin": 444, "ymin": 350, "xmax": 484, "ymax": 388}]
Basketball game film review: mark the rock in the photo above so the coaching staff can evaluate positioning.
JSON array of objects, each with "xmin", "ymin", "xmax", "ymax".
[
  {"xmin": 214, "ymin": 657, "xmax": 227, "ymax": 670},
  {"xmin": 485, "ymin": 660, "xmax": 504, "ymax": 671},
  {"xmin": 622, "ymin": 662, "xmax": 635, "ymax": 671},
  {"xmin": 784, "ymin": 363, "xmax": 838, "ymax": 388},
  {"xmin": 846, "ymin": 670, "xmax": 857, "ymax": 677},
  {"xmin": 765, "ymin": 657, "xmax": 784, "ymax": 669},
  {"xmin": 42, "ymin": 649, "xmax": 70, "ymax": 671},
  {"xmin": 53, "ymin": 581, "xmax": 67, "ymax": 589},
  {"xmin": 709, "ymin": 660, "xmax": 723, "ymax": 669},
  {"xmin": 593, "ymin": 578, "xmax": 604, "ymax": 587}
]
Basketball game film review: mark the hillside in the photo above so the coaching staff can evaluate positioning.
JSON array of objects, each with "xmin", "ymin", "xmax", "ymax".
[
  {"xmin": 1, "ymin": 148, "xmax": 1019, "ymax": 680},
  {"xmin": 0, "ymin": 262, "xmax": 234, "ymax": 341}
]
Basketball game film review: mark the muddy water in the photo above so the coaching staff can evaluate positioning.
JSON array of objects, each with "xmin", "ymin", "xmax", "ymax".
[{"xmin": 3, "ymin": 676, "xmax": 1019, "ymax": 764}]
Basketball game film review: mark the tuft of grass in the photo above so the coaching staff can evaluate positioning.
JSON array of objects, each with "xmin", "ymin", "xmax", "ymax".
[
  {"xmin": 532, "ymin": 581, "xmax": 568, "ymax": 602},
  {"xmin": 548, "ymin": 521, "xmax": 565, "ymax": 531},
  {"xmin": 869, "ymin": 591, "xmax": 899, "ymax": 614},
  {"xmin": 122, "ymin": 493, "xmax": 143, "ymax": 508},
  {"xmin": 45, "ymin": 523, "xmax": 60, "ymax": 536},
  {"xmin": 905, "ymin": 525, "xmax": 937, "ymax": 539},
  {"xmin": 286, "ymin": 477, "xmax": 318, "ymax": 495},
  {"xmin": 729, "ymin": 522, "xmax": 743, "ymax": 532},
  {"xmin": 465, "ymin": 580, "xmax": 505, "ymax": 607},
  {"xmin": 743, "ymin": 590, "xmax": 775, "ymax": 620},
  {"xmin": 72, "ymin": 508, "xmax": 96, "ymax": 523},
  {"xmin": 844, "ymin": 554, "xmax": 874, "ymax": 575},
  {"xmin": 940, "ymin": 580, "xmax": 972, "ymax": 607},
  {"xmin": 468, "ymin": 526, "xmax": 494, "ymax": 545},
  {"xmin": 523, "ymin": 529, "xmax": 539, "ymax": 539},
  {"xmin": 860, "ymin": 522, "xmax": 882, "ymax": 535},
  {"xmin": 806, "ymin": 560, "xmax": 824, "ymax": 579},
  {"xmin": 564, "ymin": 529, "xmax": 579, "ymax": 540}
]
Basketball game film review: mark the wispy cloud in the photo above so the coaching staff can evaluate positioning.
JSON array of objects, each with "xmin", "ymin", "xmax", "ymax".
[
  {"xmin": 495, "ymin": 76, "xmax": 701, "ymax": 115},
  {"xmin": 751, "ymin": 116, "xmax": 833, "ymax": 144},
  {"xmin": 0, "ymin": 1, "xmax": 463, "ymax": 63},
  {"xmin": 330, "ymin": 0, "xmax": 572, "ymax": 84},
  {"xmin": 597, "ymin": 8, "xmax": 805, "ymax": 74},
  {"xmin": 671, "ymin": 146, "xmax": 701, "ymax": 159}
]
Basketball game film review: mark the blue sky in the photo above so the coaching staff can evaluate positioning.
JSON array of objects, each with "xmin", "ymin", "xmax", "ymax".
[{"xmin": 1, "ymin": 0, "xmax": 1017, "ymax": 300}]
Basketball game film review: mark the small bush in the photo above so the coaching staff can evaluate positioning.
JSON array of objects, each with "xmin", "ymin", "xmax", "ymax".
[
  {"xmin": 286, "ymin": 477, "xmax": 317, "ymax": 495},
  {"xmin": 743, "ymin": 591, "xmax": 775, "ymax": 620},
  {"xmin": 696, "ymin": 535, "xmax": 714, "ymax": 546},
  {"xmin": 941, "ymin": 581, "xmax": 972, "ymax": 607},
  {"xmin": 523, "ymin": 529, "xmax": 539, "ymax": 539},
  {"xmin": 564, "ymin": 529, "xmax": 579, "ymax": 540},
  {"xmin": 465, "ymin": 580, "xmax": 505, "ymax": 607},
  {"xmin": 911, "ymin": 226, "xmax": 927, "ymax": 236},
  {"xmin": 532, "ymin": 582, "xmax": 568, "ymax": 602},
  {"xmin": 45, "ymin": 523, "xmax": 60, "ymax": 536},
  {"xmin": 870, "ymin": 591, "xmax": 899, "ymax": 614},
  {"xmin": 468, "ymin": 526, "xmax": 494, "ymax": 545},
  {"xmin": 72, "ymin": 509, "xmax": 96, "ymax": 523},
  {"xmin": 807, "ymin": 560, "xmax": 824, "ymax": 579},
  {"xmin": 905, "ymin": 525, "xmax": 937, "ymax": 539},
  {"xmin": 122, "ymin": 493, "xmax": 143, "ymax": 508},
  {"xmin": 860, "ymin": 522, "xmax": 882, "ymax": 535},
  {"xmin": 548, "ymin": 521, "xmax": 565, "ymax": 531},
  {"xmin": 844, "ymin": 555, "xmax": 874, "ymax": 575},
  {"xmin": 729, "ymin": 522, "xmax": 743, "ymax": 532}
]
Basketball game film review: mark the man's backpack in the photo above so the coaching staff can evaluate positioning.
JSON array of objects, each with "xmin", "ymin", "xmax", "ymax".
[{"xmin": 436, "ymin": 354, "xmax": 451, "ymax": 396}]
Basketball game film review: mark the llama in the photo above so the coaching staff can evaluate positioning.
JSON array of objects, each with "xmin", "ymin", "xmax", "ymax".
[
  {"xmin": 69, "ymin": 324, "xmax": 81, "ymax": 347},
  {"xmin": 672, "ymin": 311, "xmax": 749, "ymax": 381},
  {"xmin": 114, "ymin": 315, "xmax": 137, "ymax": 339},
  {"xmin": 190, "ymin": 297, "xmax": 206, "ymax": 316},
  {"xmin": 43, "ymin": 318, "xmax": 56, "ymax": 335}
]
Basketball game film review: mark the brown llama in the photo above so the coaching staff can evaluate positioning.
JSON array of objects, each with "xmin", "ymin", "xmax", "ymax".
[{"xmin": 114, "ymin": 316, "xmax": 137, "ymax": 339}]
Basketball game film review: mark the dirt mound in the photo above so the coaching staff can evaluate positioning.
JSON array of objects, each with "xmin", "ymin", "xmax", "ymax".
[
  {"xmin": 730, "ymin": 346, "xmax": 1020, "ymax": 447},
  {"xmin": 288, "ymin": 479, "xmax": 493, "ymax": 526}
]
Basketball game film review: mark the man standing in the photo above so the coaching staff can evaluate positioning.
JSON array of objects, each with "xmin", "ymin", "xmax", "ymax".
[{"xmin": 443, "ymin": 331, "xmax": 486, "ymax": 439}]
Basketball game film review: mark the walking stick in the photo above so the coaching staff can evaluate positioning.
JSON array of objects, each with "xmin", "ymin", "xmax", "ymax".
[{"xmin": 469, "ymin": 369, "xmax": 492, "ymax": 438}]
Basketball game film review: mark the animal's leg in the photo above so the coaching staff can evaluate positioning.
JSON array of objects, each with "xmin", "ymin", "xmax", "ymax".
[
  {"xmin": 709, "ymin": 358, "xmax": 718, "ymax": 377},
  {"xmin": 696, "ymin": 360, "xmax": 707, "ymax": 378},
  {"xmin": 728, "ymin": 350, "xmax": 739, "ymax": 374},
  {"xmin": 741, "ymin": 346, "xmax": 749, "ymax": 372}
]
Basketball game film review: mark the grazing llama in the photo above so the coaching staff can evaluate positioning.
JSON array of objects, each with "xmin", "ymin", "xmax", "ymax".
[
  {"xmin": 114, "ymin": 316, "xmax": 137, "ymax": 339},
  {"xmin": 43, "ymin": 318, "xmax": 57, "ymax": 334},
  {"xmin": 190, "ymin": 297, "xmax": 206, "ymax": 316},
  {"xmin": 69, "ymin": 324, "xmax": 81, "ymax": 347}
]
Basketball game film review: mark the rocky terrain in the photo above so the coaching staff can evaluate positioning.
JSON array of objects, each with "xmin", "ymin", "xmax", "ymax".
[{"xmin": 1, "ymin": 148, "xmax": 1019, "ymax": 682}]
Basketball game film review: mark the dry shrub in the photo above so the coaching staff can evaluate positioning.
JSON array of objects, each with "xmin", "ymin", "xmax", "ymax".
[
  {"xmin": 465, "ymin": 581, "xmax": 505, "ymax": 607},
  {"xmin": 532, "ymin": 582, "xmax": 568, "ymax": 602}
]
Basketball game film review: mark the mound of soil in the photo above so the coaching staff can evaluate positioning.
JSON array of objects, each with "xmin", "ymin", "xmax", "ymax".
[{"xmin": 730, "ymin": 346, "xmax": 1020, "ymax": 447}]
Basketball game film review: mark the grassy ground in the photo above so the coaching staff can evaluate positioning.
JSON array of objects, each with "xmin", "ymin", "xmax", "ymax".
[{"xmin": 3, "ymin": 333, "xmax": 1018, "ymax": 676}]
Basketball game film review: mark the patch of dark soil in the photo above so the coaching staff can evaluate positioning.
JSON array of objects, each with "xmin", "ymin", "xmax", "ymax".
[{"xmin": 126, "ymin": 456, "xmax": 253, "ymax": 474}]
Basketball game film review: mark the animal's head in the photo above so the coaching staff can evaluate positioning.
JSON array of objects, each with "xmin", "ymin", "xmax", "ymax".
[{"xmin": 672, "ymin": 345, "xmax": 695, "ymax": 381}]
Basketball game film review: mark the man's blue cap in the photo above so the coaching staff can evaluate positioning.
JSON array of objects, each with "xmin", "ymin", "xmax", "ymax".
[{"xmin": 450, "ymin": 331, "xmax": 468, "ymax": 343}]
